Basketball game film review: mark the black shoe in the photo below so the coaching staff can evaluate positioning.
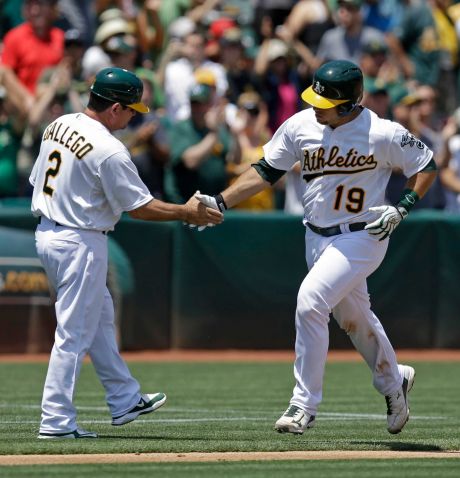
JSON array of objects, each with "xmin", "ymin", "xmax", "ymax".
[{"xmin": 112, "ymin": 392, "xmax": 167, "ymax": 426}]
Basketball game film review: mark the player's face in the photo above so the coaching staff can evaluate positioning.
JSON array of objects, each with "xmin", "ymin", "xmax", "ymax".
[{"xmin": 312, "ymin": 106, "xmax": 344, "ymax": 128}]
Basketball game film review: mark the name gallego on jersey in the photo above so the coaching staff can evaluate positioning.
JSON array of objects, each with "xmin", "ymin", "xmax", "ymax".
[
  {"xmin": 302, "ymin": 145, "xmax": 378, "ymax": 182},
  {"xmin": 42, "ymin": 121, "xmax": 94, "ymax": 159}
]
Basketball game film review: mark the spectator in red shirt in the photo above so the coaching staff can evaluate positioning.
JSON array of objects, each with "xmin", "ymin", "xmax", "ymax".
[{"xmin": 1, "ymin": 0, "xmax": 64, "ymax": 95}]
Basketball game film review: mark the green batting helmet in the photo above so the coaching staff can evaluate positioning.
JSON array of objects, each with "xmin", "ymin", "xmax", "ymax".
[
  {"xmin": 301, "ymin": 60, "xmax": 363, "ymax": 109},
  {"xmin": 90, "ymin": 67, "xmax": 149, "ymax": 113}
]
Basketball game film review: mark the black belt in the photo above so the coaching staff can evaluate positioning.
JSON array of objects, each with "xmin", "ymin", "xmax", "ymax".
[
  {"xmin": 307, "ymin": 221, "xmax": 367, "ymax": 237},
  {"xmin": 38, "ymin": 216, "xmax": 107, "ymax": 235}
]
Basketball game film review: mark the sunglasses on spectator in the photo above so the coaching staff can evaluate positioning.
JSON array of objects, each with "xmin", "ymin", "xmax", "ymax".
[{"xmin": 243, "ymin": 105, "xmax": 260, "ymax": 116}]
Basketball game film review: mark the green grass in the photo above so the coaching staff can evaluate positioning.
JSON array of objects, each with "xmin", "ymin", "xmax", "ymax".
[
  {"xmin": 0, "ymin": 360, "xmax": 459, "ymax": 476},
  {"xmin": 1, "ymin": 459, "xmax": 460, "ymax": 478}
]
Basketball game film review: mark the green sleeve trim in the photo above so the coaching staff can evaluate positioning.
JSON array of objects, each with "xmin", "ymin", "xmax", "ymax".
[
  {"xmin": 421, "ymin": 158, "xmax": 437, "ymax": 172},
  {"xmin": 397, "ymin": 188, "xmax": 419, "ymax": 213},
  {"xmin": 251, "ymin": 158, "xmax": 286, "ymax": 185}
]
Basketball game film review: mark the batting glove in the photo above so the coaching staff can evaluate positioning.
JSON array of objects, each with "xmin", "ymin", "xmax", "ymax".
[
  {"xmin": 195, "ymin": 192, "xmax": 227, "ymax": 212},
  {"xmin": 185, "ymin": 191, "xmax": 227, "ymax": 232},
  {"xmin": 364, "ymin": 205, "xmax": 408, "ymax": 241}
]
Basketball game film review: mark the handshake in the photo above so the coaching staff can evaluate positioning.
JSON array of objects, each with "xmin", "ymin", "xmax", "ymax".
[{"xmin": 186, "ymin": 191, "xmax": 227, "ymax": 231}]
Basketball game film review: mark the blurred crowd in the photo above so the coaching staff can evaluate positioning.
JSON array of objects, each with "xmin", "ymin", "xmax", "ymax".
[{"xmin": 3, "ymin": 0, "xmax": 460, "ymax": 214}]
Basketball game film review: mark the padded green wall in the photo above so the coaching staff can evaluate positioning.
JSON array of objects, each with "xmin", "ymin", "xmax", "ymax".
[{"xmin": 1, "ymin": 204, "xmax": 459, "ymax": 349}]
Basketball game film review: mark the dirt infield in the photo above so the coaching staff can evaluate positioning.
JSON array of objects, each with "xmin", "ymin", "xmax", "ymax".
[
  {"xmin": 1, "ymin": 450, "xmax": 460, "ymax": 466},
  {"xmin": 1, "ymin": 348, "xmax": 460, "ymax": 363}
]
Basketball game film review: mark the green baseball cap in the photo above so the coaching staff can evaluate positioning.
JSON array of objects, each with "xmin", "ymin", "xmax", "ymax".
[
  {"xmin": 337, "ymin": 0, "xmax": 362, "ymax": 8},
  {"xmin": 189, "ymin": 84, "xmax": 212, "ymax": 103},
  {"xmin": 389, "ymin": 83, "xmax": 420, "ymax": 107},
  {"xmin": 364, "ymin": 76, "xmax": 388, "ymax": 95}
]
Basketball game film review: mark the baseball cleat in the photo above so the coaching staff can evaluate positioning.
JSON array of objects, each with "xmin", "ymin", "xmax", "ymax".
[
  {"xmin": 38, "ymin": 428, "xmax": 98, "ymax": 439},
  {"xmin": 274, "ymin": 404, "xmax": 315, "ymax": 434},
  {"xmin": 385, "ymin": 364, "xmax": 415, "ymax": 434},
  {"xmin": 111, "ymin": 392, "xmax": 166, "ymax": 426}
]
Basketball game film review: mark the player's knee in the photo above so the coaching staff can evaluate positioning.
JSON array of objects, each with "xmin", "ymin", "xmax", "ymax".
[{"xmin": 296, "ymin": 287, "xmax": 330, "ymax": 320}]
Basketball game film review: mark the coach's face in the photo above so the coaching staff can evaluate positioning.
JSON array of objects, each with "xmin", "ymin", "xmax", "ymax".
[{"xmin": 108, "ymin": 103, "xmax": 137, "ymax": 131}]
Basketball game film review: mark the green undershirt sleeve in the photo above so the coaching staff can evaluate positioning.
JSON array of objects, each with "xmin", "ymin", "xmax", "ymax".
[
  {"xmin": 251, "ymin": 158, "xmax": 287, "ymax": 185},
  {"xmin": 421, "ymin": 158, "xmax": 437, "ymax": 172}
]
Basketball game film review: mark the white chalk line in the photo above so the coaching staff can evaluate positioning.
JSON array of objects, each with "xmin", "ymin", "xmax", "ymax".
[{"xmin": 0, "ymin": 403, "xmax": 449, "ymax": 425}]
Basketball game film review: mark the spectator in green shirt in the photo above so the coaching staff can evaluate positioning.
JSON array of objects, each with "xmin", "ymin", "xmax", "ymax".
[{"xmin": 164, "ymin": 83, "xmax": 241, "ymax": 203}]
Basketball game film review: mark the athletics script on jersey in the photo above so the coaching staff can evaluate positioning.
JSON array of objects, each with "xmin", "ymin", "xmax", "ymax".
[
  {"xmin": 301, "ymin": 145, "xmax": 377, "ymax": 182},
  {"xmin": 42, "ymin": 121, "xmax": 94, "ymax": 159}
]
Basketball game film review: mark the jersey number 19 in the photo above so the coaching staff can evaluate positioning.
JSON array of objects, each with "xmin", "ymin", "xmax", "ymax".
[{"xmin": 334, "ymin": 185, "xmax": 365, "ymax": 213}]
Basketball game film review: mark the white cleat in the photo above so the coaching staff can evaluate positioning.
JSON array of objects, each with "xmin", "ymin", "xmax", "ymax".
[
  {"xmin": 38, "ymin": 428, "xmax": 98, "ymax": 439},
  {"xmin": 274, "ymin": 404, "xmax": 315, "ymax": 435},
  {"xmin": 386, "ymin": 365, "xmax": 415, "ymax": 434}
]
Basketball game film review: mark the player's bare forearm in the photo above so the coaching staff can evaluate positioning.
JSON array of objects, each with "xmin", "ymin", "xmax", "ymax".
[
  {"xmin": 129, "ymin": 198, "xmax": 223, "ymax": 225},
  {"xmin": 405, "ymin": 170, "xmax": 437, "ymax": 199},
  {"xmin": 221, "ymin": 166, "xmax": 271, "ymax": 208}
]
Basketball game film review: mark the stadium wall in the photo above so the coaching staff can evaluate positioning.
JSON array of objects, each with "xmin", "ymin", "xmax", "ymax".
[{"xmin": 0, "ymin": 206, "xmax": 459, "ymax": 351}]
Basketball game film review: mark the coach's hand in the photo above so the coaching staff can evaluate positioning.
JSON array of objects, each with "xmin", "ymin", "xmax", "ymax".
[
  {"xmin": 365, "ymin": 205, "xmax": 408, "ymax": 241},
  {"xmin": 183, "ymin": 194, "xmax": 223, "ymax": 229},
  {"xmin": 185, "ymin": 191, "xmax": 226, "ymax": 232}
]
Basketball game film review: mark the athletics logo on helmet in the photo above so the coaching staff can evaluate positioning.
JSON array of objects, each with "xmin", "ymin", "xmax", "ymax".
[
  {"xmin": 313, "ymin": 81, "xmax": 325, "ymax": 94},
  {"xmin": 301, "ymin": 60, "xmax": 363, "ymax": 109},
  {"xmin": 90, "ymin": 67, "xmax": 149, "ymax": 113}
]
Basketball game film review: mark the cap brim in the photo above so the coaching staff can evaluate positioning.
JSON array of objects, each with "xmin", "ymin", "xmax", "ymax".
[
  {"xmin": 127, "ymin": 102, "xmax": 150, "ymax": 113},
  {"xmin": 400, "ymin": 94, "xmax": 421, "ymax": 106},
  {"xmin": 301, "ymin": 86, "xmax": 349, "ymax": 109}
]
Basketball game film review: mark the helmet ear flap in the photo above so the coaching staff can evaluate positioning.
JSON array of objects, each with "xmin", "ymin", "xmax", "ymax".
[
  {"xmin": 337, "ymin": 101, "xmax": 357, "ymax": 116},
  {"xmin": 336, "ymin": 86, "xmax": 363, "ymax": 116}
]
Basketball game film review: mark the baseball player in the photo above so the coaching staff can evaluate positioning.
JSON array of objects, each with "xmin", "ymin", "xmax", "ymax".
[
  {"xmin": 195, "ymin": 60, "xmax": 437, "ymax": 434},
  {"xmin": 30, "ymin": 67, "xmax": 222, "ymax": 439}
]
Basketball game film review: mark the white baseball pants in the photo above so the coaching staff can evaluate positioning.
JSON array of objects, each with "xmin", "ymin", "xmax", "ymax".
[
  {"xmin": 290, "ymin": 228, "xmax": 402, "ymax": 415},
  {"xmin": 36, "ymin": 218, "xmax": 140, "ymax": 434}
]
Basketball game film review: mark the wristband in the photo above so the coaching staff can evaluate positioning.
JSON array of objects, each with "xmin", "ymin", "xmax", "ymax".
[
  {"xmin": 397, "ymin": 189, "xmax": 419, "ymax": 215},
  {"xmin": 214, "ymin": 194, "xmax": 227, "ymax": 212}
]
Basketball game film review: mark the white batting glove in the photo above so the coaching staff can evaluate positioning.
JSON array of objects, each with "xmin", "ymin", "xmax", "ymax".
[
  {"xmin": 183, "ymin": 191, "xmax": 225, "ymax": 232},
  {"xmin": 364, "ymin": 205, "xmax": 408, "ymax": 241},
  {"xmin": 191, "ymin": 191, "xmax": 226, "ymax": 232},
  {"xmin": 195, "ymin": 192, "xmax": 227, "ymax": 212},
  {"xmin": 184, "ymin": 222, "xmax": 215, "ymax": 232}
]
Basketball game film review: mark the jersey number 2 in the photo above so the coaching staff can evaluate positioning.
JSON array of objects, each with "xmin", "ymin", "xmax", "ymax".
[
  {"xmin": 334, "ymin": 185, "xmax": 365, "ymax": 213},
  {"xmin": 43, "ymin": 151, "xmax": 62, "ymax": 197}
]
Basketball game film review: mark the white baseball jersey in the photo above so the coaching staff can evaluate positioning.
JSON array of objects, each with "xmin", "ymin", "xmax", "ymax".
[
  {"xmin": 263, "ymin": 107, "xmax": 433, "ymax": 227},
  {"xmin": 30, "ymin": 112, "xmax": 153, "ymax": 232}
]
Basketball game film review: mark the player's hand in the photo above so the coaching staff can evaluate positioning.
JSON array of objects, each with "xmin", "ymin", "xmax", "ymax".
[
  {"xmin": 184, "ymin": 191, "xmax": 227, "ymax": 232},
  {"xmin": 183, "ymin": 193, "xmax": 223, "ymax": 230},
  {"xmin": 365, "ymin": 205, "xmax": 408, "ymax": 241},
  {"xmin": 195, "ymin": 192, "xmax": 227, "ymax": 212}
]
